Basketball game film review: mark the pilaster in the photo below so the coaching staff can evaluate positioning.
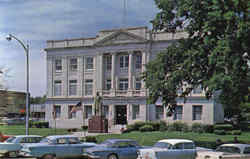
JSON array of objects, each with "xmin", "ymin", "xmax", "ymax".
[
  {"xmin": 62, "ymin": 56, "xmax": 68, "ymax": 97},
  {"xmin": 128, "ymin": 51, "xmax": 133, "ymax": 96},
  {"xmin": 111, "ymin": 53, "xmax": 116, "ymax": 95}
]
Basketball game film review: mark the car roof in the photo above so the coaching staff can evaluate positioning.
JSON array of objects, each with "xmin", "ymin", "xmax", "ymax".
[
  {"xmin": 220, "ymin": 144, "xmax": 250, "ymax": 149},
  {"xmin": 105, "ymin": 139, "xmax": 136, "ymax": 143},
  {"xmin": 157, "ymin": 139, "xmax": 194, "ymax": 145},
  {"xmin": 46, "ymin": 135, "xmax": 78, "ymax": 140},
  {"xmin": 14, "ymin": 135, "xmax": 42, "ymax": 138}
]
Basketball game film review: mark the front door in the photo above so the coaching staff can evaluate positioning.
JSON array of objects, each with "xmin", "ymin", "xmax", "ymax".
[{"xmin": 115, "ymin": 105, "xmax": 127, "ymax": 125}]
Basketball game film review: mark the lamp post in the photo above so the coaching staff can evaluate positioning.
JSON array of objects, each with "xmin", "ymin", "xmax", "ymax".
[{"xmin": 6, "ymin": 34, "xmax": 30, "ymax": 135}]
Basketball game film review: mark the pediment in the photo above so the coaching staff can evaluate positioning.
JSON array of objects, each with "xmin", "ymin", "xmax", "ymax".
[{"xmin": 95, "ymin": 31, "xmax": 147, "ymax": 46}]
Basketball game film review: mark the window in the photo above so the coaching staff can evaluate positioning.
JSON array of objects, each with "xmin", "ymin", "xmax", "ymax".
[
  {"xmin": 193, "ymin": 85, "xmax": 202, "ymax": 94},
  {"xmin": 135, "ymin": 54, "xmax": 142, "ymax": 69},
  {"xmin": 156, "ymin": 105, "xmax": 164, "ymax": 119},
  {"xmin": 69, "ymin": 80, "xmax": 77, "ymax": 96},
  {"xmin": 154, "ymin": 142, "xmax": 171, "ymax": 149},
  {"xmin": 132, "ymin": 105, "xmax": 140, "ymax": 120},
  {"xmin": 54, "ymin": 81, "xmax": 62, "ymax": 96},
  {"xmin": 184, "ymin": 143, "xmax": 195, "ymax": 149},
  {"xmin": 119, "ymin": 79, "xmax": 128, "ymax": 90},
  {"xmin": 173, "ymin": 105, "xmax": 183, "ymax": 120},
  {"xmin": 70, "ymin": 58, "xmax": 77, "ymax": 71},
  {"xmin": 120, "ymin": 55, "xmax": 129, "ymax": 69},
  {"xmin": 53, "ymin": 105, "xmax": 61, "ymax": 119},
  {"xmin": 84, "ymin": 105, "xmax": 92, "ymax": 118},
  {"xmin": 105, "ymin": 55, "xmax": 112, "ymax": 71},
  {"xmin": 86, "ymin": 57, "xmax": 93, "ymax": 70},
  {"xmin": 85, "ymin": 79, "xmax": 93, "ymax": 96},
  {"xmin": 103, "ymin": 105, "xmax": 109, "ymax": 118},
  {"xmin": 68, "ymin": 105, "xmax": 76, "ymax": 119},
  {"xmin": 106, "ymin": 79, "xmax": 111, "ymax": 90},
  {"xmin": 243, "ymin": 147, "xmax": 250, "ymax": 154},
  {"xmin": 193, "ymin": 105, "xmax": 202, "ymax": 120},
  {"xmin": 135, "ymin": 78, "xmax": 141, "ymax": 90},
  {"xmin": 173, "ymin": 143, "xmax": 183, "ymax": 149},
  {"xmin": 55, "ymin": 59, "xmax": 62, "ymax": 72}
]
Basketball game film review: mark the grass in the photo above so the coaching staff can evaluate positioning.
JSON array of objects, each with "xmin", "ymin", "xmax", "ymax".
[
  {"xmin": 0, "ymin": 125, "xmax": 69, "ymax": 137},
  {"xmin": 95, "ymin": 131, "xmax": 250, "ymax": 149}
]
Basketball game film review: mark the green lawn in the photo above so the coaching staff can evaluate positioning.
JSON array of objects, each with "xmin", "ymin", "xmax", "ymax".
[
  {"xmin": 0, "ymin": 125, "xmax": 69, "ymax": 137},
  {"xmin": 95, "ymin": 131, "xmax": 250, "ymax": 149}
]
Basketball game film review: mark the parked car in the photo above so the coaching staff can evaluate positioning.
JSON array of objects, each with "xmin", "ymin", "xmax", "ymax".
[
  {"xmin": 83, "ymin": 139, "xmax": 145, "ymax": 159},
  {"xmin": 19, "ymin": 135, "xmax": 97, "ymax": 159},
  {"xmin": 0, "ymin": 135, "xmax": 43, "ymax": 158},
  {"xmin": 215, "ymin": 144, "xmax": 250, "ymax": 154},
  {"xmin": 137, "ymin": 139, "xmax": 197, "ymax": 159},
  {"xmin": 197, "ymin": 144, "xmax": 250, "ymax": 159}
]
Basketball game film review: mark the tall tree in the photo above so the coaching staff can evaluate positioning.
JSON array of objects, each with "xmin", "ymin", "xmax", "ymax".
[{"xmin": 143, "ymin": 0, "xmax": 250, "ymax": 117}]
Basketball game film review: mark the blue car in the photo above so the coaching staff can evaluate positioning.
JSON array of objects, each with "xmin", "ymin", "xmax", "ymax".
[
  {"xmin": 83, "ymin": 139, "xmax": 145, "ymax": 159},
  {"xmin": 19, "ymin": 135, "xmax": 97, "ymax": 159}
]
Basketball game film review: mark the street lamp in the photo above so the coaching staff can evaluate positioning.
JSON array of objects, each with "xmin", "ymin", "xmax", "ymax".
[{"xmin": 6, "ymin": 34, "xmax": 30, "ymax": 135}]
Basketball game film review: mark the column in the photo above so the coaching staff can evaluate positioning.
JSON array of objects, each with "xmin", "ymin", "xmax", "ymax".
[
  {"xmin": 111, "ymin": 53, "xmax": 116, "ymax": 95},
  {"xmin": 141, "ymin": 52, "xmax": 147, "ymax": 94},
  {"xmin": 97, "ymin": 54, "xmax": 104, "ymax": 95},
  {"xmin": 128, "ymin": 51, "xmax": 133, "ymax": 96},
  {"xmin": 78, "ymin": 56, "xmax": 83, "ymax": 96},
  {"xmin": 62, "ymin": 56, "xmax": 68, "ymax": 97}
]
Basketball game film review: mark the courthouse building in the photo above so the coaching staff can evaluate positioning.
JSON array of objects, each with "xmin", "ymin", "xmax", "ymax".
[{"xmin": 44, "ymin": 26, "xmax": 224, "ymax": 129}]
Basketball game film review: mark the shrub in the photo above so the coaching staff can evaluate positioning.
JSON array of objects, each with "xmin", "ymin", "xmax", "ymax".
[
  {"xmin": 172, "ymin": 122, "xmax": 187, "ymax": 131},
  {"xmin": 133, "ymin": 121, "xmax": 146, "ymax": 131},
  {"xmin": 214, "ymin": 124, "xmax": 233, "ymax": 131},
  {"xmin": 139, "ymin": 125, "xmax": 154, "ymax": 132},
  {"xmin": 181, "ymin": 124, "xmax": 190, "ymax": 132},
  {"xmin": 214, "ymin": 130, "xmax": 226, "ymax": 135},
  {"xmin": 203, "ymin": 124, "xmax": 214, "ymax": 133},
  {"xmin": 145, "ymin": 121, "xmax": 160, "ymax": 131},
  {"xmin": 192, "ymin": 123, "xmax": 204, "ymax": 133},
  {"xmin": 32, "ymin": 121, "xmax": 49, "ymax": 128},
  {"xmin": 231, "ymin": 130, "xmax": 242, "ymax": 135},
  {"xmin": 85, "ymin": 136, "xmax": 97, "ymax": 143},
  {"xmin": 159, "ymin": 121, "xmax": 168, "ymax": 131},
  {"xmin": 81, "ymin": 126, "xmax": 88, "ymax": 131}
]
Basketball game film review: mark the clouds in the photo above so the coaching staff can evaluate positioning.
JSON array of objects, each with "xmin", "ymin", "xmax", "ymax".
[{"xmin": 0, "ymin": 0, "xmax": 158, "ymax": 96}]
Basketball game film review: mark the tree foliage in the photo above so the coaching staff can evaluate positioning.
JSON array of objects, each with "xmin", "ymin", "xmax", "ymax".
[
  {"xmin": 30, "ymin": 95, "xmax": 46, "ymax": 104},
  {"xmin": 143, "ymin": 0, "xmax": 250, "ymax": 117}
]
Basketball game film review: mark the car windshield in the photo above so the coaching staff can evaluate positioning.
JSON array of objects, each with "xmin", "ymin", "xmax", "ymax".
[
  {"xmin": 154, "ymin": 142, "xmax": 172, "ymax": 149},
  {"xmin": 216, "ymin": 146, "xmax": 241, "ymax": 154},
  {"xmin": 4, "ymin": 137, "xmax": 16, "ymax": 143}
]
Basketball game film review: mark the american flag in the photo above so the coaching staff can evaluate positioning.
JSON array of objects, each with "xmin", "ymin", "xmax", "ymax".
[{"xmin": 70, "ymin": 101, "xmax": 82, "ymax": 113}]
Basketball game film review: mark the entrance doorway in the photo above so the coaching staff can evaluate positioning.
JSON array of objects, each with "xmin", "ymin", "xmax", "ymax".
[{"xmin": 115, "ymin": 105, "xmax": 127, "ymax": 125}]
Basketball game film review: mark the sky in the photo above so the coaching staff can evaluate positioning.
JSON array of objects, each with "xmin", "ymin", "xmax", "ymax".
[{"xmin": 0, "ymin": 0, "xmax": 158, "ymax": 97}]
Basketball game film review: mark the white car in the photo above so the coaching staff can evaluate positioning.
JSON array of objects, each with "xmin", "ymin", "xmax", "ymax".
[
  {"xmin": 137, "ymin": 139, "xmax": 197, "ymax": 159},
  {"xmin": 197, "ymin": 144, "xmax": 250, "ymax": 159},
  {"xmin": 0, "ymin": 135, "xmax": 43, "ymax": 157}
]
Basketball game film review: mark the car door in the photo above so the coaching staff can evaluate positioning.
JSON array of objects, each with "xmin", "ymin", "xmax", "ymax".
[
  {"xmin": 54, "ymin": 138, "xmax": 71, "ymax": 158},
  {"xmin": 183, "ymin": 143, "xmax": 196, "ymax": 159},
  {"xmin": 171, "ymin": 143, "xmax": 186, "ymax": 159},
  {"xmin": 115, "ymin": 142, "xmax": 137, "ymax": 159},
  {"xmin": 68, "ymin": 138, "xmax": 84, "ymax": 157}
]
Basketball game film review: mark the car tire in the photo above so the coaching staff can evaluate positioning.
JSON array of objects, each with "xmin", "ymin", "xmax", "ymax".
[
  {"xmin": 42, "ymin": 154, "xmax": 56, "ymax": 159},
  {"xmin": 108, "ymin": 154, "xmax": 118, "ymax": 159}
]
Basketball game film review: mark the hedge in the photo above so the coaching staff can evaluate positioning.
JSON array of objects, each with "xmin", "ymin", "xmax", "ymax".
[
  {"xmin": 139, "ymin": 125, "xmax": 154, "ymax": 132},
  {"xmin": 214, "ymin": 124, "xmax": 233, "ymax": 131}
]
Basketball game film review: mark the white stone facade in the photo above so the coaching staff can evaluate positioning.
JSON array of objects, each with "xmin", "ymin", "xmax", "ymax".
[{"xmin": 44, "ymin": 26, "xmax": 224, "ymax": 129}]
